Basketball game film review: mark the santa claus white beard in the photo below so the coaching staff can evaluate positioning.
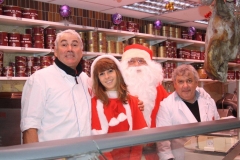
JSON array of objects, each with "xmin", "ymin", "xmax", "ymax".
[{"xmin": 121, "ymin": 60, "xmax": 163, "ymax": 127}]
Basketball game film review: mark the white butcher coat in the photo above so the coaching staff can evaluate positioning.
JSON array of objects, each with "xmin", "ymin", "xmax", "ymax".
[{"xmin": 156, "ymin": 87, "xmax": 220, "ymax": 160}]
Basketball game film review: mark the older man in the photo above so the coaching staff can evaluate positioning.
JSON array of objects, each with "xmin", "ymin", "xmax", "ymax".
[
  {"xmin": 21, "ymin": 29, "xmax": 92, "ymax": 143},
  {"xmin": 120, "ymin": 44, "xmax": 169, "ymax": 159},
  {"xmin": 121, "ymin": 44, "xmax": 169, "ymax": 128},
  {"xmin": 156, "ymin": 64, "xmax": 220, "ymax": 160}
]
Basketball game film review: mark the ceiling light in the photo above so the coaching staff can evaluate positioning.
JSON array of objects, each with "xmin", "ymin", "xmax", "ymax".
[
  {"xmin": 194, "ymin": 20, "xmax": 208, "ymax": 24},
  {"xmin": 122, "ymin": 0, "xmax": 202, "ymax": 15}
]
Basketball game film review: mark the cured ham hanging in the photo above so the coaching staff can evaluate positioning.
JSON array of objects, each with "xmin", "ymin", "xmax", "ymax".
[{"xmin": 202, "ymin": 0, "xmax": 240, "ymax": 82}]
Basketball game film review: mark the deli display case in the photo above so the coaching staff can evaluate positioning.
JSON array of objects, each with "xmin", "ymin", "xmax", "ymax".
[
  {"xmin": 0, "ymin": 92, "xmax": 22, "ymax": 147},
  {"xmin": 1, "ymin": 118, "xmax": 240, "ymax": 160}
]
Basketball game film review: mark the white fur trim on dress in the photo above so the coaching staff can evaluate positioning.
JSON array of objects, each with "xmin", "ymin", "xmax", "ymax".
[
  {"xmin": 122, "ymin": 48, "xmax": 151, "ymax": 61},
  {"xmin": 109, "ymin": 113, "xmax": 127, "ymax": 126},
  {"xmin": 90, "ymin": 54, "xmax": 124, "ymax": 79},
  {"xmin": 91, "ymin": 91, "xmax": 133, "ymax": 135}
]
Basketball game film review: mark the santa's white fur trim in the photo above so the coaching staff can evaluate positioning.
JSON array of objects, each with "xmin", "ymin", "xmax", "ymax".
[{"xmin": 122, "ymin": 49, "xmax": 151, "ymax": 61}]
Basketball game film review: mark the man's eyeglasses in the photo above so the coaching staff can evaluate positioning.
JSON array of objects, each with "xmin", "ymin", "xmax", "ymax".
[{"xmin": 128, "ymin": 58, "xmax": 147, "ymax": 65}]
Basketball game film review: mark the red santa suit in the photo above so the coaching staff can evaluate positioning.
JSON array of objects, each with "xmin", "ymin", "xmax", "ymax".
[
  {"xmin": 92, "ymin": 91, "xmax": 147, "ymax": 160},
  {"xmin": 151, "ymin": 84, "xmax": 169, "ymax": 128},
  {"xmin": 92, "ymin": 92, "xmax": 147, "ymax": 134},
  {"xmin": 90, "ymin": 55, "xmax": 148, "ymax": 160},
  {"xmin": 122, "ymin": 44, "xmax": 169, "ymax": 160}
]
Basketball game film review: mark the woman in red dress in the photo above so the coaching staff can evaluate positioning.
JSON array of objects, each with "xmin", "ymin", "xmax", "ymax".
[{"xmin": 91, "ymin": 55, "xmax": 148, "ymax": 160}]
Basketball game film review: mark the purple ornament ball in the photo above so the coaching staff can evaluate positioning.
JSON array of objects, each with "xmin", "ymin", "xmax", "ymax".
[
  {"xmin": 59, "ymin": 5, "xmax": 71, "ymax": 18},
  {"xmin": 188, "ymin": 26, "xmax": 196, "ymax": 36},
  {"xmin": 154, "ymin": 20, "xmax": 162, "ymax": 30},
  {"xmin": 0, "ymin": 0, "xmax": 4, "ymax": 5},
  {"xmin": 112, "ymin": 13, "xmax": 122, "ymax": 25}
]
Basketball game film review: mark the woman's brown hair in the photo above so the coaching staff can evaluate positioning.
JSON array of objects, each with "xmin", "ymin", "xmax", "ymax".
[{"xmin": 92, "ymin": 58, "xmax": 129, "ymax": 105}]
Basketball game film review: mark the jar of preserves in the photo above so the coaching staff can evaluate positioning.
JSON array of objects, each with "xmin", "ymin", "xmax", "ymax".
[{"xmin": 197, "ymin": 64, "xmax": 207, "ymax": 79}]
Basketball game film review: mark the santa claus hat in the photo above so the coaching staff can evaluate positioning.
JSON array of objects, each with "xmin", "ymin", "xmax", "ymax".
[
  {"xmin": 90, "ymin": 54, "xmax": 124, "ymax": 78},
  {"xmin": 122, "ymin": 44, "xmax": 153, "ymax": 61}
]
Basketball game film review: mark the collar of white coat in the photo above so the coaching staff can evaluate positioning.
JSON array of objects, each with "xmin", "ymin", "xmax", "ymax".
[
  {"xmin": 53, "ymin": 63, "xmax": 78, "ymax": 78},
  {"xmin": 91, "ymin": 91, "xmax": 133, "ymax": 135}
]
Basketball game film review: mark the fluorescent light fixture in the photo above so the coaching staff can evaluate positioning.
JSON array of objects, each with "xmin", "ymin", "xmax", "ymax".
[
  {"xmin": 122, "ymin": 0, "xmax": 202, "ymax": 15},
  {"xmin": 194, "ymin": 20, "xmax": 208, "ymax": 24}
]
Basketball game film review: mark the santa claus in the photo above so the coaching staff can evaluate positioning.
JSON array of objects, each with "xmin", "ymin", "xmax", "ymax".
[{"xmin": 120, "ymin": 44, "xmax": 169, "ymax": 128}]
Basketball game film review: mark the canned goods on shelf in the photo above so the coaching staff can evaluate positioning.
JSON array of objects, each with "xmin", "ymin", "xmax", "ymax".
[
  {"xmin": 195, "ymin": 32, "xmax": 202, "ymax": 41},
  {"xmin": 0, "ymin": 31, "xmax": 8, "ymax": 46},
  {"xmin": 107, "ymin": 41, "xmax": 116, "ymax": 53},
  {"xmin": 33, "ymin": 41, "xmax": 44, "ymax": 48},
  {"xmin": 146, "ymin": 24, "xmax": 153, "ymax": 35},
  {"xmin": 3, "ymin": 5, "xmax": 22, "ymax": 17},
  {"xmin": 149, "ymin": 45, "xmax": 157, "ymax": 57},
  {"xmin": 8, "ymin": 32, "xmax": 21, "ymax": 47},
  {"xmin": 158, "ymin": 45, "xmax": 166, "ymax": 57},
  {"xmin": 169, "ymin": 26, "xmax": 175, "ymax": 38},
  {"xmin": 32, "ymin": 27, "xmax": 44, "ymax": 35},
  {"xmin": 175, "ymin": 27, "xmax": 181, "ymax": 38},
  {"xmin": 116, "ymin": 41, "xmax": 123, "ymax": 54},
  {"xmin": 142, "ymin": 43, "xmax": 149, "ymax": 48},
  {"xmin": 44, "ymin": 27, "xmax": 56, "ymax": 35},
  {"xmin": 32, "ymin": 34, "xmax": 44, "ymax": 42},
  {"xmin": 227, "ymin": 70, "xmax": 235, "ymax": 80},
  {"xmin": 128, "ymin": 37, "xmax": 139, "ymax": 45},
  {"xmin": 22, "ymin": 8, "xmax": 38, "ymax": 19}
]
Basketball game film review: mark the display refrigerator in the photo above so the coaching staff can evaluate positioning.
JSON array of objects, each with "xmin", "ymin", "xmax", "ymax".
[{"xmin": 1, "ymin": 118, "xmax": 240, "ymax": 160}]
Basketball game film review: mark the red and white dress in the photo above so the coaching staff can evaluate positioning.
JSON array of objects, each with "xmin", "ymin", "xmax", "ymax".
[{"xmin": 91, "ymin": 91, "xmax": 147, "ymax": 160}]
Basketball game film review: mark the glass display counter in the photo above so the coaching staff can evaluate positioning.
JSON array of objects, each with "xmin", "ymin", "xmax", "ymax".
[{"xmin": 1, "ymin": 118, "xmax": 240, "ymax": 160}]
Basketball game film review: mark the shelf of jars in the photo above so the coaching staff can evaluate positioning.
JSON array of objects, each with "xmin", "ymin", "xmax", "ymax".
[{"xmin": 0, "ymin": 15, "xmax": 205, "ymax": 49}]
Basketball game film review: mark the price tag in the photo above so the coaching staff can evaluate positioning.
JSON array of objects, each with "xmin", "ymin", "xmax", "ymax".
[
  {"xmin": 21, "ymin": 47, "xmax": 26, "ymax": 50},
  {"xmin": 206, "ymin": 138, "xmax": 214, "ymax": 147}
]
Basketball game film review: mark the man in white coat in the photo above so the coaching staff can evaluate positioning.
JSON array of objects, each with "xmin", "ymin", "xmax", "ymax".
[{"xmin": 156, "ymin": 64, "xmax": 220, "ymax": 160}]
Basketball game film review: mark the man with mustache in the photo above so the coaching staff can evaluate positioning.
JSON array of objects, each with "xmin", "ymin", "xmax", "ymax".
[
  {"xmin": 120, "ymin": 44, "xmax": 169, "ymax": 159},
  {"xmin": 156, "ymin": 64, "xmax": 220, "ymax": 160}
]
